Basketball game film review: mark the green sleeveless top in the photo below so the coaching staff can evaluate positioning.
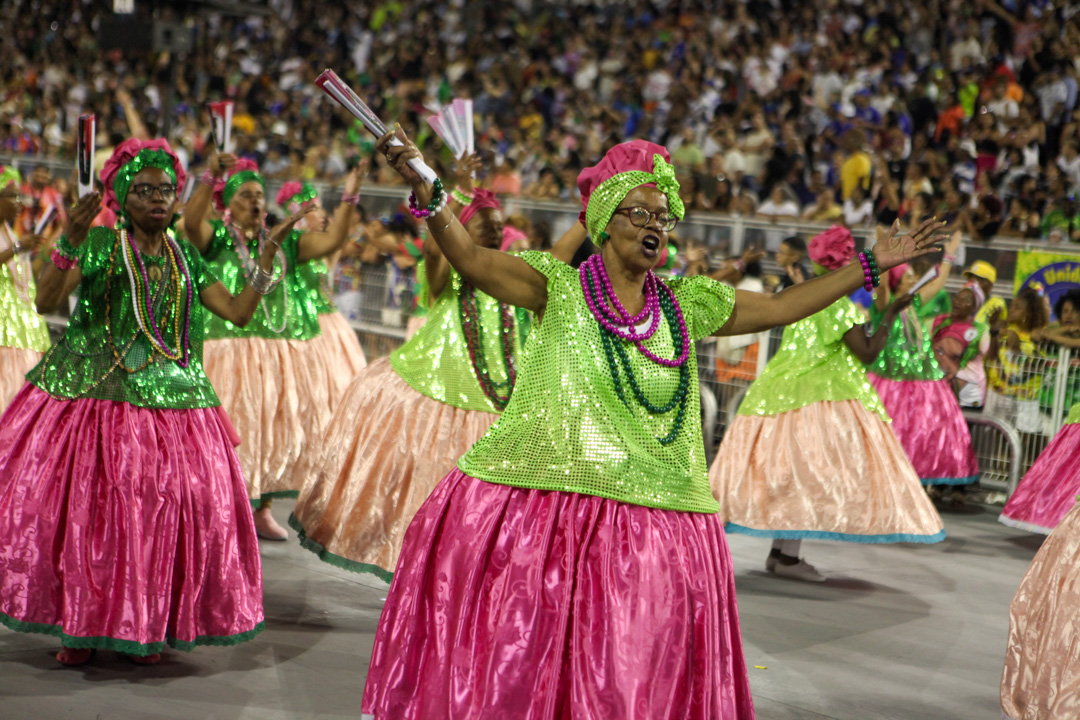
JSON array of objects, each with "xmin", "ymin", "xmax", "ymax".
[
  {"xmin": 28, "ymin": 227, "xmax": 221, "ymax": 409},
  {"xmin": 458, "ymin": 252, "xmax": 735, "ymax": 514},
  {"xmin": 865, "ymin": 295, "xmax": 945, "ymax": 381},
  {"xmin": 390, "ymin": 267, "xmax": 521, "ymax": 413},
  {"xmin": 738, "ymin": 297, "xmax": 888, "ymax": 421},
  {"xmin": 0, "ymin": 255, "xmax": 50, "ymax": 352},
  {"xmin": 201, "ymin": 220, "xmax": 322, "ymax": 341}
]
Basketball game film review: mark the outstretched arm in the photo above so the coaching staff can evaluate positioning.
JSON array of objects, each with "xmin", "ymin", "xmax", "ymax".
[
  {"xmin": 184, "ymin": 152, "xmax": 237, "ymax": 253},
  {"xmin": 200, "ymin": 206, "xmax": 317, "ymax": 325},
  {"xmin": 297, "ymin": 163, "xmax": 365, "ymax": 263},
  {"xmin": 717, "ymin": 218, "xmax": 945, "ymax": 336},
  {"xmin": 379, "ymin": 127, "xmax": 548, "ymax": 314},
  {"xmin": 35, "ymin": 193, "xmax": 102, "ymax": 313}
]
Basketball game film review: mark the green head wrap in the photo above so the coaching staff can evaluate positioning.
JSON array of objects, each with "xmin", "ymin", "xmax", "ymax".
[
  {"xmin": 0, "ymin": 166, "xmax": 20, "ymax": 192},
  {"xmin": 222, "ymin": 170, "xmax": 265, "ymax": 208},
  {"xmin": 108, "ymin": 148, "xmax": 180, "ymax": 213}
]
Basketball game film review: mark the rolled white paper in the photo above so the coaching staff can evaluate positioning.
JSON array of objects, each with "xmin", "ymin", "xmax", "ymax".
[
  {"xmin": 207, "ymin": 100, "xmax": 234, "ymax": 153},
  {"xmin": 76, "ymin": 114, "xmax": 96, "ymax": 199},
  {"xmin": 34, "ymin": 205, "xmax": 57, "ymax": 235}
]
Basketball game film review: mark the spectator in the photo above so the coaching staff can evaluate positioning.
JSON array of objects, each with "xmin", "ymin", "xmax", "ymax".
[
  {"xmin": 756, "ymin": 185, "xmax": 800, "ymax": 223},
  {"xmin": 932, "ymin": 285, "xmax": 991, "ymax": 409},
  {"xmin": 842, "ymin": 185, "xmax": 874, "ymax": 227},
  {"xmin": 985, "ymin": 287, "xmax": 1051, "ymax": 440},
  {"xmin": 774, "ymin": 235, "xmax": 809, "ymax": 291},
  {"xmin": 839, "ymin": 130, "xmax": 872, "ymax": 201},
  {"xmin": 802, "ymin": 191, "xmax": 843, "ymax": 223}
]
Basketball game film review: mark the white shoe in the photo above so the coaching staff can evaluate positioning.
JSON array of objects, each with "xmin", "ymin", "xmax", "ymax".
[{"xmin": 772, "ymin": 559, "xmax": 826, "ymax": 583}]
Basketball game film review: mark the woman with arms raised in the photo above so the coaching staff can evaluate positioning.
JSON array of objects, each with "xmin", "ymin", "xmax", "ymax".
[{"xmin": 358, "ymin": 128, "xmax": 943, "ymax": 720}]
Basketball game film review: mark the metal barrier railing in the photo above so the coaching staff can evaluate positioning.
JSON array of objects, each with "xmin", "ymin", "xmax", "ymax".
[{"xmin": 964, "ymin": 412, "xmax": 1024, "ymax": 496}]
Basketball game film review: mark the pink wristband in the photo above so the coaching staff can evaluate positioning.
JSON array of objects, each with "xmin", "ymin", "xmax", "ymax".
[
  {"xmin": 200, "ymin": 169, "xmax": 218, "ymax": 188},
  {"xmin": 341, "ymin": 193, "xmax": 361, "ymax": 207}
]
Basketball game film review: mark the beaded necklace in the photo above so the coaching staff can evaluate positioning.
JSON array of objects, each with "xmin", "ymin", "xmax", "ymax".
[
  {"xmin": 228, "ymin": 222, "xmax": 287, "ymax": 333},
  {"xmin": 458, "ymin": 279, "xmax": 516, "ymax": 410},
  {"xmin": 121, "ymin": 228, "xmax": 194, "ymax": 367},
  {"xmin": 580, "ymin": 254, "xmax": 691, "ymax": 445}
]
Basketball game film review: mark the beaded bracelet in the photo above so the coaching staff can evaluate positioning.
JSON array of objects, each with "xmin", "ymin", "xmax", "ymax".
[
  {"xmin": 200, "ymin": 169, "xmax": 218, "ymax": 189},
  {"xmin": 408, "ymin": 177, "xmax": 447, "ymax": 219},
  {"xmin": 450, "ymin": 188, "xmax": 474, "ymax": 206},
  {"xmin": 340, "ymin": 193, "xmax": 361, "ymax": 207},
  {"xmin": 51, "ymin": 248, "xmax": 78, "ymax": 271},
  {"xmin": 858, "ymin": 249, "xmax": 881, "ymax": 292},
  {"xmin": 944, "ymin": 253, "xmax": 957, "ymax": 264}
]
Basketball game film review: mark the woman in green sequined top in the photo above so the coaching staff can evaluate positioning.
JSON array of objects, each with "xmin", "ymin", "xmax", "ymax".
[
  {"xmin": 0, "ymin": 165, "xmax": 50, "ymax": 412},
  {"xmin": 182, "ymin": 153, "xmax": 362, "ymax": 540},
  {"xmin": 351, "ymin": 128, "xmax": 947, "ymax": 720},
  {"xmin": 1, "ymin": 138, "xmax": 300, "ymax": 667}
]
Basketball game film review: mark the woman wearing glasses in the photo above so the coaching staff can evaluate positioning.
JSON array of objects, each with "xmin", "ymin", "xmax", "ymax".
[
  {"xmin": 359, "ymin": 130, "xmax": 945, "ymax": 719},
  {"xmin": 0, "ymin": 165, "xmax": 50, "ymax": 412},
  {"xmin": 0, "ymin": 138, "xmax": 305, "ymax": 666},
  {"xmin": 183, "ymin": 154, "xmax": 362, "ymax": 540}
]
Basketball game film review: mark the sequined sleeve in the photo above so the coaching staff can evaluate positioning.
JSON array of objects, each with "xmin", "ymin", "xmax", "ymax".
[
  {"xmin": 820, "ymin": 296, "xmax": 864, "ymax": 347},
  {"xmin": 178, "ymin": 240, "xmax": 218, "ymax": 292},
  {"xmin": 667, "ymin": 275, "xmax": 736, "ymax": 341},
  {"xmin": 518, "ymin": 250, "xmax": 563, "ymax": 282}
]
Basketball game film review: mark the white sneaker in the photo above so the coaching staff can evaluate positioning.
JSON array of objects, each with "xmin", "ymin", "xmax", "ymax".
[{"xmin": 772, "ymin": 559, "xmax": 826, "ymax": 583}]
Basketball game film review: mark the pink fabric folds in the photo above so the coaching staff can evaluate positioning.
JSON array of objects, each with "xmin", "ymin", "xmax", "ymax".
[
  {"xmin": 0, "ymin": 346, "xmax": 41, "ymax": 413},
  {"xmin": 202, "ymin": 335, "xmax": 330, "ymax": 500},
  {"xmin": 1002, "ymin": 500, "xmax": 1080, "ymax": 720},
  {"xmin": 0, "ymin": 385, "xmax": 264, "ymax": 653},
  {"xmin": 291, "ymin": 358, "xmax": 497, "ymax": 577},
  {"xmin": 712, "ymin": 400, "xmax": 944, "ymax": 541},
  {"xmin": 361, "ymin": 469, "xmax": 755, "ymax": 720},
  {"xmin": 1000, "ymin": 423, "xmax": 1080, "ymax": 534},
  {"xmin": 868, "ymin": 375, "xmax": 979, "ymax": 485}
]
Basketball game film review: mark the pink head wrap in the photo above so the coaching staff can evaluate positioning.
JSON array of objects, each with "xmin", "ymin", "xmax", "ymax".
[
  {"xmin": 100, "ymin": 138, "xmax": 187, "ymax": 213},
  {"xmin": 807, "ymin": 226, "xmax": 855, "ymax": 272},
  {"xmin": 576, "ymin": 140, "xmax": 684, "ymax": 241},
  {"xmin": 887, "ymin": 264, "xmax": 910, "ymax": 293},
  {"xmin": 213, "ymin": 158, "xmax": 262, "ymax": 212},
  {"xmin": 501, "ymin": 225, "xmax": 528, "ymax": 252},
  {"xmin": 459, "ymin": 188, "xmax": 502, "ymax": 227}
]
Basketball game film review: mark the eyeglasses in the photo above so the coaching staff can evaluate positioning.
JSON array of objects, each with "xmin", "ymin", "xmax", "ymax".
[
  {"xmin": 612, "ymin": 206, "xmax": 678, "ymax": 232},
  {"xmin": 129, "ymin": 184, "xmax": 178, "ymax": 201}
]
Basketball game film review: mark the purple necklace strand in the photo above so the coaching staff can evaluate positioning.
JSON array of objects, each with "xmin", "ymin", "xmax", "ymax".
[{"xmin": 579, "ymin": 254, "xmax": 691, "ymax": 368}]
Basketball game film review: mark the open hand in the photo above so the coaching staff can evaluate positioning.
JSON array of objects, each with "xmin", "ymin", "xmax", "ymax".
[
  {"xmin": 270, "ymin": 204, "xmax": 318, "ymax": 246},
  {"xmin": 455, "ymin": 152, "xmax": 483, "ymax": 191},
  {"xmin": 343, "ymin": 159, "xmax": 368, "ymax": 196},
  {"xmin": 17, "ymin": 233, "xmax": 47, "ymax": 254},
  {"xmin": 740, "ymin": 246, "xmax": 767, "ymax": 265},
  {"xmin": 872, "ymin": 218, "xmax": 947, "ymax": 270}
]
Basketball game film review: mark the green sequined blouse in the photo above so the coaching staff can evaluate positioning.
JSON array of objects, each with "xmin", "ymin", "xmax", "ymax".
[
  {"xmin": 296, "ymin": 256, "xmax": 336, "ymax": 315},
  {"xmin": 865, "ymin": 294, "xmax": 945, "ymax": 381},
  {"xmin": 27, "ymin": 227, "xmax": 221, "ymax": 409},
  {"xmin": 201, "ymin": 221, "xmax": 322, "ymax": 340},
  {"xmin": 737, "ymin": 297, "xmax": 888, "ymax": 421},
  {"xmin": 390, "ymin": 267, "xmax": 521, "ymax": 413},
  {"xmin": 0, "ymin": 258, "xmax": 50, "ymax": 352},
  {"xmin": 457, "ymin": 252, "xmax": 735, "ymax": 514},
  {"xmin": 1067, "ymin": 402, "xmax": 1080, "ymax": 425}
]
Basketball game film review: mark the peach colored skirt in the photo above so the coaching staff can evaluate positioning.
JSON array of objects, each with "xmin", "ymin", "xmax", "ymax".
[
  {"xmin": 710, "ymin": 400, "xmax": 945, "ymax": 543},
  {"xmin": 312, "ymin": 313, "xmax": 367, "ymax": 403},
  {"xmin": 1002, "ymin": 500, "xmax": 1080, "ymax": 720},
  {"xmin": 290, "ymin": 358, "xmax": 497, "ymax": 579},
  {"xmin": 203, "ymin": 336, "xmax": 330, "ymax": 501},
  {"xmin": 0, "ymin": 346, "xmax": 42, "ymax": 414},
  {"xmin": 405, "ymin": 314, "xmax": 427, "ymax": 341}
]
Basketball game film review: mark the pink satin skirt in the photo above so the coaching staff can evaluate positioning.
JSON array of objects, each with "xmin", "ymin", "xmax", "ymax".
[
  {"xmin": 711, "ymin": 400, "xmax": 945, "ymax": 543},
  {"xmin": 291, "ymin": 358, "xmax": 497, "ymax": 578},
  {"xmin": 868, "ymin": 374, "xmax": 979, "ymax": 485},
  {"xmin": 0, "ymin": 346, "xmax": 41, "ymax": 413},
  {"xmin": 361, "ymin": 469, "xmax": 755, "ymax": 720},
  {"xmin": 203, "ymin": 336, "xmax": 329, "ymax": 500},
  {"xmin": 0, "ymin": 385, "xmax": 264, "ymax": 654},
  {"xmin": 1000, "ymin": 423, "xmax": 1080, "ymax": 534},
  {"xmin": 1002, "ymin": 500, "xmax": 1080, "ymax": 720}
]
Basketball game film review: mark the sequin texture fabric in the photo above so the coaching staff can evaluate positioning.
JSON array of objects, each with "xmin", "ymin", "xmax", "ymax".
[
  {"xmin": 457, "ymin": 251, "xmax": 734, "ymax": 514},
  {"xmin": 737, "ymin": 297, "xmax": 888, "ymax": 420},
  {"xmin": 201, "ymin": 222, "xmax": 322, "ymax": 341},
  {"xmin": 27, "ymin": 227, "xmax": 221, "ymax": 409},
  {"xmin": 390, "ymin": 268, "xmax": 520, "ymax": 414},
  {"xmin": 865, "ymin": 293, "xmax": 946, "ymax": 381}
]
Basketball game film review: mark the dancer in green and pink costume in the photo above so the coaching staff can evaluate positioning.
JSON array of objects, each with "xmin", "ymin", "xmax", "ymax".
[
  {"xmin": 0, "ymin": 138, "xmax": 286, "ymax": 666},
  {"xmin": 0, "ymin": 165, "xmax": 50, "ymax": 411}
]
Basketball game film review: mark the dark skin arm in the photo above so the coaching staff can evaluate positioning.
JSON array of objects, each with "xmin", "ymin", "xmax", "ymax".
[
  {"xmin": 183, "ymin": 152, "xmax": 237, "ymax": 253},
  {"xmin": 35, "ymin": 192, "xmax": 102, "ymax": 314},
  {"xmin": 843, "ymin": 293, "xmax": 914, "ymax": 364},
  {"xmin": 296, "ymin": 163, "xmax": 365, "ymax": 263}
]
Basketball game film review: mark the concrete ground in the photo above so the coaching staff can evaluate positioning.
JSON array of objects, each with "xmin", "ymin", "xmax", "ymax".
[{"xmin": 0, "ymin": 499, "xmax": 1042, "ymax": 720}]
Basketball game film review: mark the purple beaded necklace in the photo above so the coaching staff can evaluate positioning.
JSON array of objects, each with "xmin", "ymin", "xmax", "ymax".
[{"xmin": 579, "ymin": 253, "xmax": 690, "ymax": 367}]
